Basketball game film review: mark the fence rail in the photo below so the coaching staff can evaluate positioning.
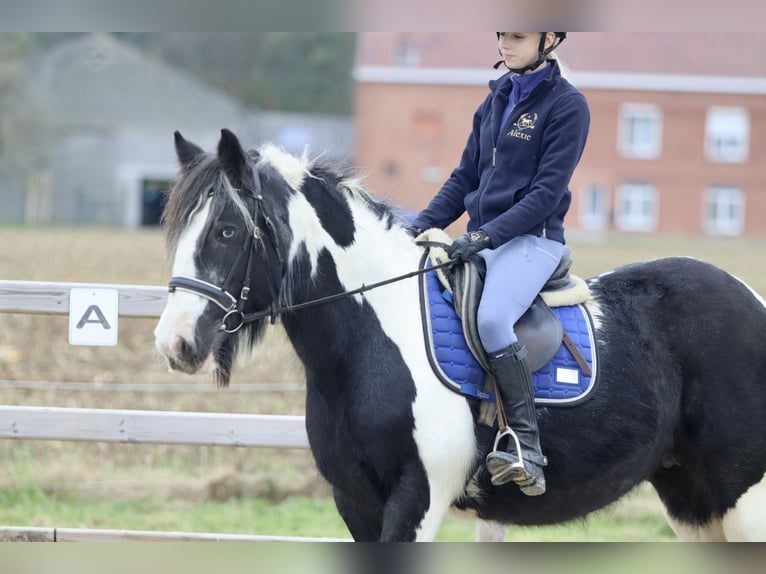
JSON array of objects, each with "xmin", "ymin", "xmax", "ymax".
[
  {"xmin": 0, "ymin": 405, "xmax": 308, "ymax": 448},
  {"xmin": 0, "ymin": 526, "xmax": 349, "ymax": 542},
  {"xmin": 0, "ymin": 279, "xmax": 166, "ymax": 317},
  {"xmin": 0, "ymin": 379, "xmax": 303, "ymax": 393}
]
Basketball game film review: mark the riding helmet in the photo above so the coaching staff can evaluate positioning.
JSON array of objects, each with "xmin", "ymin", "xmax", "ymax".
[{"xmin": 494, "ymin": 32, "xmax": 567, "ymax": 72}]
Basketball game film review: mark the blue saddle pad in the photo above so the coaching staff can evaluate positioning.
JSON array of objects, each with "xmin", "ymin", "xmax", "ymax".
[{"xmin": 422, "ymin": 270, "xmax": 598, "ymax": 406}]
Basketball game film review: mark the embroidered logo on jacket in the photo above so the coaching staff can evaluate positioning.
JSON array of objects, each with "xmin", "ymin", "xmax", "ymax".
[{"xmin": 508, "ymin": 112, "xmax": 538, "ymax": 141}]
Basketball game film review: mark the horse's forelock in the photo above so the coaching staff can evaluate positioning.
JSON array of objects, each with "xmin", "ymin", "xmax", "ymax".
[
  {"xmin": 163, "ymin": 154, "xmax": 218, "ymax": 255},
  {"xmin": 164, "ymin": 154, "xmax": 262, "ymax": 258}
]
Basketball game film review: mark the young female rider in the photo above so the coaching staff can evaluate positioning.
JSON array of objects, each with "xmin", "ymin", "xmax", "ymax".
[{"xmin": 410, "ymin": 33, "xmax": 590, "ymax": 496}]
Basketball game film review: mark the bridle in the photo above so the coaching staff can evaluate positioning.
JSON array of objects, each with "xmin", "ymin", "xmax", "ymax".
[
  {"xmin": 168, "ymin": 165, "xmax": 286, "ymax": 334},
  {"xmin": 167, "ymin": 167, "xmax": 455, "ymax": 334}
]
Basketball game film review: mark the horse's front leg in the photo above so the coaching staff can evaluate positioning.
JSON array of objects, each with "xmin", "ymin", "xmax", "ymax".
[
  {"xmin": 379, "ymin": 460, "xmax": 433, "ymax": 541},
  {"xmin": 333, "ymin": 486, "xmax": 383, "ymax": 542}
]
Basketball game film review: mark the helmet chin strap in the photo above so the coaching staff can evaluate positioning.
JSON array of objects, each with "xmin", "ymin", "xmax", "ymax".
[{"xmin": 494, "ymin": 33, "xmax": 564, "ymax": 74}]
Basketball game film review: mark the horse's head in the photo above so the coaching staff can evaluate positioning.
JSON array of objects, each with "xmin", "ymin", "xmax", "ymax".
[
  {"xmin": 154, "ymin": 129, "xmax": 291, "ymax": 386},
  {"xmin": 155, "ymin": 128, "xmax": 419, "ymax": 386}
]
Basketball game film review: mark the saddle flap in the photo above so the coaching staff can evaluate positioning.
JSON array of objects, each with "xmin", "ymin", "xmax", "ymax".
[
  {"xmin": 452, "ymin": 260, "xmax": 563, "ymax": 374},
  {"xmin": 515, "ymin": 297, "xmax": 564, "ymax": 372}
]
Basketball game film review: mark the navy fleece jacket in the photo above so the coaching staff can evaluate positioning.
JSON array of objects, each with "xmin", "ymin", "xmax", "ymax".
[{"xmin": 412, "ymin": 59, "xmax": 590, "ymax": 246}]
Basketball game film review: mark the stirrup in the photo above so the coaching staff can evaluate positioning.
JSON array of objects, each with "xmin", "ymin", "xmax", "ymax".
[
  {"xmin": 487, "ymin": 428, "xmax": 546, "ymax": 493},
  {"xmin": 491, "ymin": 427, "xmax": 524, "ymax": 466},
  {"xmin": 487, "ymin": 428, "xmax": 527, "ymax": 482}
]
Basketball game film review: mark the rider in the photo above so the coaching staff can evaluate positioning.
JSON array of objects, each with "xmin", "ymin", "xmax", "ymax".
[{"xmin": 410, "ymin": 33, "xmax": 590, "ymax": 495}]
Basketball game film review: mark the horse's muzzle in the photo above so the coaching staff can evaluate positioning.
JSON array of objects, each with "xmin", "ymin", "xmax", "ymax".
[{"xmin": 159, "ymin": 336, "xmax": 210, "ymax": 375}]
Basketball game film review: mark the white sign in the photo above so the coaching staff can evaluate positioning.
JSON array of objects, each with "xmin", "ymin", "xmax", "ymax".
[{"xmin": 68, "ymin": 288, "xmax": 119, "ymax": 346}]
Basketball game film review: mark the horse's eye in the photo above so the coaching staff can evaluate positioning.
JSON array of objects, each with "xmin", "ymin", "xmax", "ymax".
[{"xmin": 221, "ymin": 228, "xmax": 236, "ymax": 240}]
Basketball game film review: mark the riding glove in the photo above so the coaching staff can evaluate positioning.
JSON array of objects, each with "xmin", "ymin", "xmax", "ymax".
[
  {"xmin": 406, "ymin": 225, "xmax": 424, "ymax": 238},
  {"xmin": 447, "ymin": 230, "xmax": 492, "ymax": 261}
]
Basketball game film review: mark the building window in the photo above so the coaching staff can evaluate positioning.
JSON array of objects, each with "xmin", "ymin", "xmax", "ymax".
[
  {"xmin": 579, "ymin": 184, "xmax": 610, "ymax": 231},
  {"xmin": 615, "ymin": 183, "xmax": 658, "ymax": 232},
  {"xmin": 706, "ymin": 107, "xmax": 749, "ymax": 163},
  {"xmin": 392, "ymin": 34, "xmax": 420, "ymax": 66},
  {"xmin": 705, "ymin": 186, "xmax": 744, "ymax": 236},
  {"xmin": 618, "ymin": 104, "xmax": 662, "ymax": 159}
]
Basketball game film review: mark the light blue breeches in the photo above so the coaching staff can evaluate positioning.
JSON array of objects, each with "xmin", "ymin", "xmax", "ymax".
[{"xmin": 477, "ymin": 234, "xmax": 564, "ymax": 356}]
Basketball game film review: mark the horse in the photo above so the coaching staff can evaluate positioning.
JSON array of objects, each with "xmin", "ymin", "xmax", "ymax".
[{"xmin": 154, "ymin": 128, "xmax": 766, "ymax": 542}]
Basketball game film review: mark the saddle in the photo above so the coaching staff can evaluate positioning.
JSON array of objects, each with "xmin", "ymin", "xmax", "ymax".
[{"xmin": 420, "ymin": 229, "xmax": 592, "ymax": 377}]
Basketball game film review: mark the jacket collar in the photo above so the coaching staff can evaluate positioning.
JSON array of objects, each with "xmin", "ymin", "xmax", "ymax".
[
  {"xmin": 488, "ymin": 58, "xmax": 560, "ymax": 95},
  {"xmin": 488, "ymin": 59, "xmax": 560, "ymax": 143}
]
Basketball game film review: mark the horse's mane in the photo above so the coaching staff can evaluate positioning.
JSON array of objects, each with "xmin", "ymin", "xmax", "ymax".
[
  {"xmin": 162, "ymin": 143, "xmax": 409, "ymax": 264},
  {"xmin": 254, "ymin": 142, "xmax": 409, "ymax": 231}
]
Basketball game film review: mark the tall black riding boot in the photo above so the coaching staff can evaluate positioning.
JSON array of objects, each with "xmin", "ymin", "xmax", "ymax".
[{"xmin": 485, "ymin": 342, "xmax": 547, "ymax": 496}]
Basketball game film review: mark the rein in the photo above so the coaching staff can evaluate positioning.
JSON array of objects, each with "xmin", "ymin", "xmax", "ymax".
[{"xmin": 237, "ymin": 250, "xmax": 454, "ymax": 327}]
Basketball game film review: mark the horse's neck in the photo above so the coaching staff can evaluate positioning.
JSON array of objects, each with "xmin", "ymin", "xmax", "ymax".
[{"xmin": 281, "ymin": 226, "xmax": 425, "ymax": 380}]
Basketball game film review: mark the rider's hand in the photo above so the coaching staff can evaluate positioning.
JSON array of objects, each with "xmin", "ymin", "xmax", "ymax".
[
  {"xmin": 447, "ymin": 230, "xmax": 492, "ymax": 261},
  {"xmin": 406, "ymin": 225, "xmax": 424, "ymax": 238}
]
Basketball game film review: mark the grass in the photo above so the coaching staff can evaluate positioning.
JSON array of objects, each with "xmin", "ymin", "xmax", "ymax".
[
  {"xmin": 2, "ymin": 226, "xmax": 766, "ymax": 541},
  {"xmin": 0, "ymin": 483, "xmax": 674, "ymax": 541}
]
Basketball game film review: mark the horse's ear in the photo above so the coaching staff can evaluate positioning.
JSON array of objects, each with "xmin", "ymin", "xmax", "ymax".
[
  {"xmin": 217, "ymin": 128, "xmax": 250, "ymax": 192},
  {"xmin": 174, "ymin": 131, "xmax": 204, "ymax": 169}
]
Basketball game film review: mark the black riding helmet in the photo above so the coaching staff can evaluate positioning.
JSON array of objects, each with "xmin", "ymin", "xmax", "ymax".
[{"xmin": 494, "ymin": 32, "xmax": 567, "ymax": 73}]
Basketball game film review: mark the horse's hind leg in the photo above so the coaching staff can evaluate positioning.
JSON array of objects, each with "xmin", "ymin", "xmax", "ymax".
[
  {"xmin": 653, "ymin": 467, "xmax": 766, "ymax": 541},
  {"xmin": 720, "ymin": 473, "xmax": 766, "ymax": 541},
  {"xmin": 650, "ymin": 472, "xmax": 727, "ymax": 541},
  {"xmin": 662, "ymin": 512, "xmax": 726, "ymax": 541}
]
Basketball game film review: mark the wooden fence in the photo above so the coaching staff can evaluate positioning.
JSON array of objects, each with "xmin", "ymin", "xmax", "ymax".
[
  {"xmin": 0, "ymin": 279, "xmax": 504, "ymax": 542},
  {"xmin": 0, "ymin": 279, "xmax": 167, "ymax": 318}
]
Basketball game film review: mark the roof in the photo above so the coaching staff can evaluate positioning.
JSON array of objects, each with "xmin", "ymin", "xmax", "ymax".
[
  {"xmin": 21, "ymin": 33, "xmax": 243, "ymax": 130},
  {"xmin": 355, "ymin": 33, "xmax": 766, "ymax": 78}
]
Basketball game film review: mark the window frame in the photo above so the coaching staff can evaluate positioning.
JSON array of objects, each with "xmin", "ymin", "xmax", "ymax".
[
  {"xmin": 618, "ymin": 103, "xmax": 663, "ymax": 160},
  {"xmin": 704, "ymin": 185, "xmax": 745, "ymax": 236},
  {"xmin": 578, "ymin": 184, "xmax": 610, "ymax": 231},
  {"xmin": 615, "ymin": 182, "xmax": 658, "ymax": 232},
  {"xmin": 705, "ymin": 106, "xmax": 750, "ymax": 163}
]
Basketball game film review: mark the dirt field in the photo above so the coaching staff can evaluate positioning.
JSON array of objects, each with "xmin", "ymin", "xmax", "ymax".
[{"xmin": 1, "ymin": 226, "xmax": 765, "ymax": 533}]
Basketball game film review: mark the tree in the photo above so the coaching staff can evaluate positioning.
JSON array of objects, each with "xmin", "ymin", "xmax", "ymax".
[{"xmin": 125, "ymin": 33, "xmax": 357, "ymax": 115}]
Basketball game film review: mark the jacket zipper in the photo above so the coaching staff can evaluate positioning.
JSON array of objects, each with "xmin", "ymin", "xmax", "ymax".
[{"xmin": 479, "ymin": 66, "xmax": 555, "ymax": 234}]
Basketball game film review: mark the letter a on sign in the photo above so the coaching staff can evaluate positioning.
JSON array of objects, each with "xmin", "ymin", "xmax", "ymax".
[{"xmin": 69, "ymin": 288, "xmax": 119, "ymax": 346}]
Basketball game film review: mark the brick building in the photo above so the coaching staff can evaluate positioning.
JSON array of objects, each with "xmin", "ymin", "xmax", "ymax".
[{"xmin": 353, "ymin": 33, "xmax": 766, "ymax": 237}]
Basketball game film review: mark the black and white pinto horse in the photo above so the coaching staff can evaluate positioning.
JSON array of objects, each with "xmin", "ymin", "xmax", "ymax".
[{"xmin": 155, "ymin": 129, "xmax": 766, "ymax": 541}]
